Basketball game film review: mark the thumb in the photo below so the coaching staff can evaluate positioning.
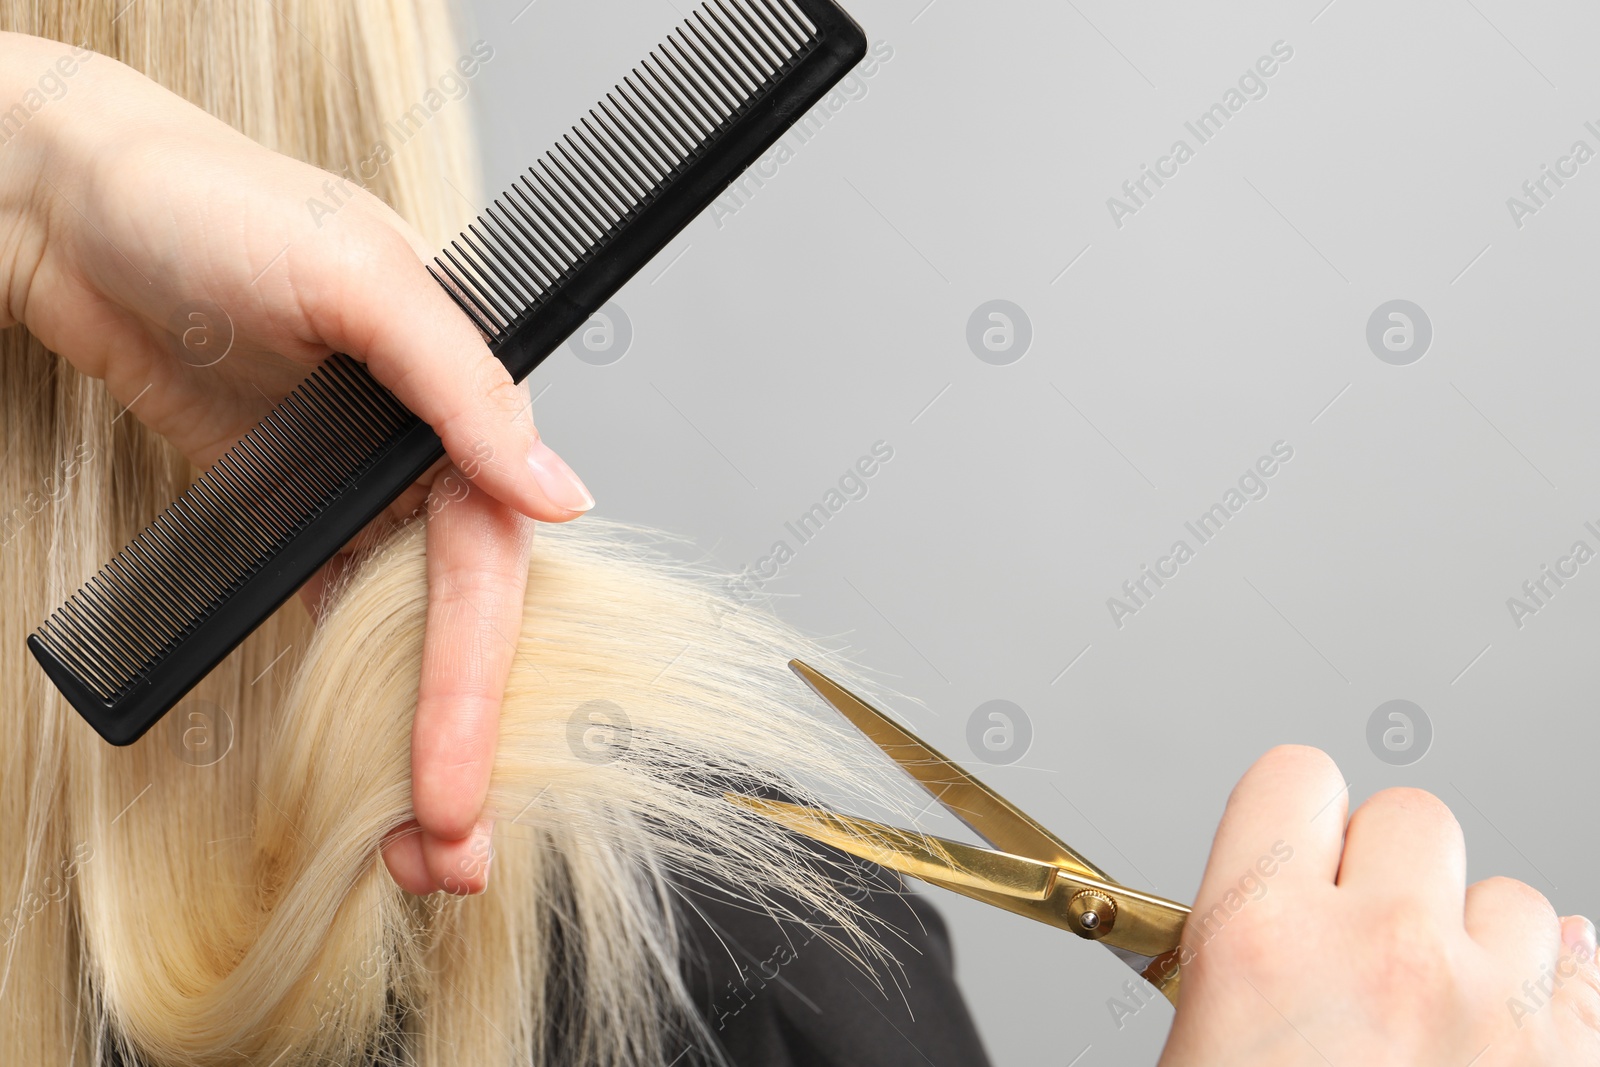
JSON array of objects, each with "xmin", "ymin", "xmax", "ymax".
[{"xmin": 307, "ymin": 222, "xmax": 593, "ymax": 521}]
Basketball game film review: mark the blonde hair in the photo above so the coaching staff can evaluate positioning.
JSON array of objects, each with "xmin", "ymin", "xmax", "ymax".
[{"xmin": 0, "ymin": 3, "xmax": 904, "ymax": 1064}]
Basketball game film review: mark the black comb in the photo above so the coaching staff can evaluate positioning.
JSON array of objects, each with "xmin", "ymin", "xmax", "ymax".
[{"xmin": 29, "ymin": 0, "xmax": 867, "ymax": 745}]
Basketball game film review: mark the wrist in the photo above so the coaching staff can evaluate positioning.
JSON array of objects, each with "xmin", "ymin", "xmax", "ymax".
[{"xmin": 0, "ymin": 32, "xmax": 100, "ymax": 330}]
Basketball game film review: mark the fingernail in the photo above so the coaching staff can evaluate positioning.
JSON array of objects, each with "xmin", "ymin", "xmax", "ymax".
[
  {"xmin": 527, "ymin": 438, "xmax": 594, "ymax": 513},
  {"xmin": 471, "ymin": 818, "xmax": 495, "ymax": 894},
  {"xmin": 1562, "ymin": 915, "xmax": 1597, "ymax": 962}
]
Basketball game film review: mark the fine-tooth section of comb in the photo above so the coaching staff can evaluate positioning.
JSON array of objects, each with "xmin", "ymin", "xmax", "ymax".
[
  {"xmin": 29, "ymin": 0, "xmax": 866, "ymax": 746},
  {"xmin": 434, "ymin": 0, "xmax": 827, "ymax": 353}
]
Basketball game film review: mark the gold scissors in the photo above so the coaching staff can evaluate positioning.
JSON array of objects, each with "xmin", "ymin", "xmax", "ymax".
[{"xmin": 727, "ymin": 660, "xmax": 1192, "ymax": 1005}]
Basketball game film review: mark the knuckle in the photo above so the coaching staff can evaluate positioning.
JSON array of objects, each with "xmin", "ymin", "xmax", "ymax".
[
  {"xmin": 347, "ymin": 185, "xmax": 400, "ymax": 222},
  {"xmin": 1256, "ymin": 744, "xmax": 1333, "ymax": 782},
  {"xmin": 329, "ymin": 217, "xmax": 415, "ymax": 286},
  {"xmin": 437, "ymin": 558, "xmax": 520, "ymax": 608},
  {"xmin": 1232, "ymin": 745, "xmax": 1337, "ymax": 805},
  {"xmin": 1368, "ymin": 785, "xmax": 1448, "ymax": 817},
  {"xmin": 1475, "ymin": 876, "xmax": 1557, "ymax": 922},
  {"xmin": 485, "ymin": 374, "xmax": 525, "ymax": 414},
  {"xmin": 430, "ymin": 502, "xmax": 536, "ymax": 572},
  {"xmin": 421, "ymin": 661, "xmax": 496, "ymax": 699},
  {"xmin": 419, "ymin": 681, "xmax": 492, "ymax": 713},
  {"xmin": 1260, "ymin": 742, "xmax": 1326, "ymax": 767},
  {"xmin": 1363, "ymin": 786, "xmax": 1461, "ymax": 836},
  {"xmin": 470, "ymin": 351, "xmax": 520, "ymax": 407},
  {"xmin": 358, "ymin": 214, "xmax": 416, "ymax": 258}
]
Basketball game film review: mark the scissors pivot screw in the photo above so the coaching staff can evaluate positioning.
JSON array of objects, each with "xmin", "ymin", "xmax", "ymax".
[{"xmin": 1067, "ymin": 889, "xmax": 1118, "ymax": 940}]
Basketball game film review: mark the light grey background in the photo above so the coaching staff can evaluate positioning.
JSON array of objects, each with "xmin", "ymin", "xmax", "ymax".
[{"xmin": 454, "ymin": 0, "xmax": 1599, "ymax": 1063}]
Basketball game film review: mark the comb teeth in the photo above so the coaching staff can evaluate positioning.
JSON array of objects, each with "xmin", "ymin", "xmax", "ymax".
[
  {"xmin": 29, "ymin": 0, "xmax": 865, "ymax": 744},
  {"xmin": 34, "ymin": 355, "xmax": 415, "ymax": 701},
  {"xmin": 431, "ymin": 0, "xmax": 819, "ymax": 343}
]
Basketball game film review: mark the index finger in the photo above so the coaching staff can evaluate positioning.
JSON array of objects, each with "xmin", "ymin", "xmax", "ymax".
[{"xmin": 1195, "ymin": 745, "xmax": 1348, "ymax": 905}]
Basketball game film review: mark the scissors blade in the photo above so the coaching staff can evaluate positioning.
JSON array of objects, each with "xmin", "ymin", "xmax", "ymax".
[
  {"xmin": 790, "ymin": 660, "xmax": 1106, "ymax": 881},
  {"xmin": 728, "ymin": 794, "xmax": 1189, "ymax": 991},
  {"xmin": 727, "ymin": 794, "xmax": 1057, "ymax": 900}
]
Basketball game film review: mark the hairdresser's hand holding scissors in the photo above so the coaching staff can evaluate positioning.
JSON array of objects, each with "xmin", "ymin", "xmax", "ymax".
[
  {"xmin": 0, "ymin": 33, "xmax": 589, "ymax": 895},
  {"xmin": 1160, "ymin": 746, "xmax": 1600, "ymax": 1065},
  {"xmin": 745, "ymin": 668, "xmax": 1600, "ymax": 1062}
]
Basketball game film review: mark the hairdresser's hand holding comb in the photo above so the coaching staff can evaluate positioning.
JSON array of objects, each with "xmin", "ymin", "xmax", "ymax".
[{"xmin": 0, "ymin": 33, "xmax": 593, "ymax": 895}]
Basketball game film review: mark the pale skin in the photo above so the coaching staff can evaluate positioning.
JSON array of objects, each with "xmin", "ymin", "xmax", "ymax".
[
  {"xmin": 0, "ymin": 33, "xmax": 594, "ymax": 895},
  {"xmin": 3, "ymin": 35, "xmax": 1595, "ymax": 1059},
  {"xmin": 1161, "ymin": 746, "xmax": 1600, "ymax": 1065}
]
